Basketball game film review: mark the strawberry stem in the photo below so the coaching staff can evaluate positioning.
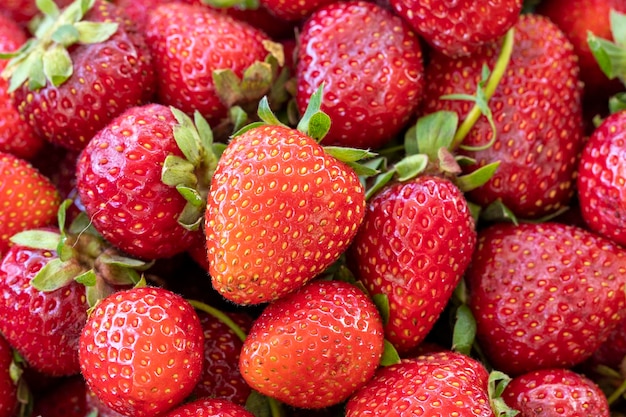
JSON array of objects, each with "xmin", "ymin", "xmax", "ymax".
[
  {"xmin": 451, "ymin": 28, "xmax": 515, "ymax": 149},
  {"xmin": 607, "ymin": 375, "xmax": 626, "ymax": 405},
  {"xmin": 186, "ymin": 299, "xmax": 248, "ymax": 342}
]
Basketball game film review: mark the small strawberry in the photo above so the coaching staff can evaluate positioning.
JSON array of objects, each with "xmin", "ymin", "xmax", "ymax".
[
  {"xmin": 345, "ymin": 351, "xmax": 497, "ymax": 416},
  {"xmin": 3, "ymin": 0, "xmax": 155, "ymax": 151},
  {"xmin": 79, "ymin": 286, "xmax": 205, "ymax": 417},
  {"xmin": 348, "ymin": 175, "xmax": 476, "ymax": 353},
  {"xmin": 0, "ymin": 152, "xmax": 60, "ymax": 257},
  {"xmin": 162, "ymin": 397, "xmax": 254, "ymax": 417},
  {"xmin": 390, "ymin": 0, "xmax": 522, "ymax": 57},
  {"xmin": 421, "ymin": 14, "xmax": 584, "ymax": 219},
  {"xmin": 296, "ymin": 1, "xmax": 424, "ymax": 150},
  {"xmin": 0, "ymin": 335, "xmax": 17, "ymax": 417},
  {"xmin": 239, "ymin": 280, "xmax": 384, "ymax": 409},
  {"xmin": 503, "ymin": 368, "xmax": 610, "ymax": 416},
  {"xmin": 577, "ymin": 109, "xmax": 626, "ymax": 247},
  {"xmin": 205, "ymin": 91, "xmax": 370, "ymax": 305},
  {"xmin": 467, "ymin": 222, "xmax": 626, "ymax": 376}
]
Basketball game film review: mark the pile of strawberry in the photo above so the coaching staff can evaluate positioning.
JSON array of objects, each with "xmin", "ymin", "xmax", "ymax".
[{"xmin": 0, "ymin": 0, "xmax": 625, "ymax": 415}]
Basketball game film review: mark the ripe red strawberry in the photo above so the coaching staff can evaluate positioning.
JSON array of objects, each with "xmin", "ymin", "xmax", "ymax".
[
  {"xmin": 0, "ymin": 0, "xmax": 73, "ymax": 26},
  {"xmin": 348, "ymin": 175, "xmax": 476, "ymax": 353},
  {"xmin": 5, "ymin": 0, "xmax": 155, "ymax": 151},
  {"xmin": 503, "ymin": 368, "xmax": 610, "ymax": 416},
  {"xmin": 261, "ymin": 0, "xmax": 337, "ymax": 21},
  {"xmin": 577, "ymin": 109, "xmax": 626, "ymax": 247},
  {"xmin": 76, "ymin": 103, "xmax": 210, "ymax": 260},
  {"xmin": 0, "ymin": 13, "xmax": 44, "ymax": 160},
  {"xmin": 421, "ymin": 14, "xmax": 584, "ymax": 219},
  {"xmin": 162, "ymin": 397, "xmax": 254, "ymax": 417},
  {"xmin": 296, "ymin": 1, "xmax": 424, "ymax": 150},
  {"xmin": 390, "ymin": 0, "xmax": 522, "ymax": 57},
  {"xmin": 0, "ymin": 234, "xmax": 89, "ymax": 376},
  {"xmin": 345, "ymin": 351, "xmax": 495, "ymax": 416},
  {"xmin": 239, "ymin": 280, "xmax": 384, "ymax": 409},
  {"xmin": 467, "ymin": 222, "xmax": 626, "ymax": 376},
  {"xmin": 0, "ymin": 335, "xmax": 17, "ymax": 417},
  {"xmin": 144, "ymin": 2, "xmax": 272, "ymax": 125},
  {"xmin": 79, "ymin": 286, "xmax": 205, "ymax": 416},
  {"xmin": 205, "ymin": 123, "xmax": 366, "ymax": 305},
  {"xmin": 0, "ymin": 152, "xmax": 60, "ymax": 257}
]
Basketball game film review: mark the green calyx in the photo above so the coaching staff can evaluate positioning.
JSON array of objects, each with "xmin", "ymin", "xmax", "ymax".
[
  {"xmin": 201, "ymin": 0, "xmax": 259, "ymax": 8},
  {"xmin": 161, "ymin": 107, "xmax": 222, "ymax": 231},
  {"xmin": 0, "ymin": 0, "xmax": 118, "ymax": 92},
  {"xmin": 588, "ymin": 10, "xmax": 626, "ymax": 85}
]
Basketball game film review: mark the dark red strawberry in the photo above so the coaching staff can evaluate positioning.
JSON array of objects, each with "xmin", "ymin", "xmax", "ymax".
[
  {"xmin": 577, "ymin": 109, "xmax": 626, "ymax": 247},
  {"xmin": 5, "ymin": 0, "xmax": 155, "ymax": 151},
  {"xmin": 390, "ymin": 0, "xmax": 522, "ymax": 57},
  {"xmin": 0, "ymin": 0, "xmax": 73, "ymax": 26},
  {"xmin": 345, "ymin": 351, "xmax": 496, "ymax": 416},
  {"xmin": 239, "ymin": 280, "xmax": 384, "ymax": 409},
  {"xmin": 296, "ymin": 1, "xmax": 424, "ymax": 150},
  {"xmin": 503, "ymin": 368, "xmax": 610, "ymax": 416},
  {"xmin": 348, "ymin": 175, "xmax": 476, "ymax": 353},
  {"xmin": 32, "ymin": 376, "xmax": 88, "ymax": 417},
  {"xmin": 0, "ymin": 335, "xmax": 17, "ymax": 417},
  {"xmin": 421, "ymin": 14, "xmax": 584, "ymax": 219},
  {"xmin": 467, "ymin": 222, "xmax": 626, "ymax": 376},
  {"xmin": 0, "ymin": 152, "xmax": 60, "ymax": 258},
  {"xmin": 79, "ymin": 286, "xmax": 205, "ymax": 416},
  {"xmin": 162, "ymin": 397, "xmax": 254, "ymax": 417}
]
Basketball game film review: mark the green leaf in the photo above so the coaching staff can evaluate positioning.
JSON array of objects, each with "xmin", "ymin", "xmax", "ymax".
[
  {"xmin": 176, "ymin": 184, "xmax": 204, "ymax": 207},
  {"xmin": 380, "ymin": 340, "xmax": 401, "ymax": 366},
  {"xmin": 588, "ymin": 31, "xmax": 626, "ymax": 80},
  {"xmin": 611, "ymin": 10, "xmax": 626, "ymax": 46},
  {"xmin": 481, "ymin": 199, "xmax": 519, "ymax": 226},
  {"xmin": 73, "ymin": 21, "xmax": 119, "ymax": 44},
  {"xmin": 323, "ymin": 146, "xmax": 377, "ymax": 163},
  {"xmin": 415, "ymin": 111, "xmax": 459, "ymax": 160},
  {"xmin": 74, "ymin": 269, "xmax": 97, "ymax": 286},
  {"xmin": 51, "ymin": 24, "xmax": 80, "ymax": 46},
  {"xmin": 170, "ymin": 107, "xmax": 203, "ymax": 165},
  {"xmin": 394, "ymin": 154, "xmax": 429, "ymax": 182},
  {"xmin": 344, "ymin": 161, "xmax": 379, "ymax": 177},
  {"xmin": 455, "ymin": 161, "xmax": 500, "ymax": 192},
  {"xmin": 9, "ymin": 230, "xmax": 61, "ymax": 251},
  {"xmin": 194, "ymin": 111, "xmax": 214, "ymax": 150},
  {"xmin": 403, "ymin": 124, "xmax": 419, "ymax": 156},
  {"xmin": 37, "ymin": 0, "xmax": 60, "ymax": 17},
  {"xmin": 213, "ymin": 68, "xmax": 244, "ymax": 108},
  {"xmin": 97, "ymin": 253, "xmax": 152, "ymax": 270},
  {"xmin": 372, "ymin": 293, "xmax": 390, "ymax": 325},
  {"xmin": 609, "ymin": 92, "xmax": 626, "ymax": 114},
  {"xmin": 202, "ymin": 0, "xmax": 259, "ymax": 8},
  {"xmin": 177, "ymin": 202, "xmax": 204, "ymax": 231},
  {"xmin": 240, "ymin": 61, "xmax": 273, "ymax": 101},
  {"xmin": 232, "ymin": 121, "xmax": 264, "ymax": 137},
  {"xmin": 257, "ymin": 96, "xmax": 284, "ymax": 126},
  {"xmin": 230, "ymin": 106, "xmax": 249, "ymax": 133},
  {"xmin": 488, "ymin": 371, "xmax": 520, "ymax": 417},
  {"xmin": 468, "ymin": 201, "xmax": 482, "ymax": 224},
  {"xmin": 306, "ymin": 112, "xmax": 331, "ymax": 141},
  {"xmin": 161, "ymin": 155, "xmax": 197, "ymax": 188},
  {"xmin": 68, "ymin": 212, "xmax": 101, "ymax": 237},
  {"xmin": 31, "ymin": 258, "xmax": 84, "ymax": 292},
  {"xmin": 365, "ymin": 169, "xmax": 395, "ymax": 200},
  {"xmin": 42, "ymin": 44, "xmax": 73, "ymax": 86},
  {"xmin": 451, "ymin": 304, "xmax": 477, "ymax": 356},
  {"xmin": 245, "ymin": 390, "xmax": 271, "ymax": 417},
  {"xmin": 297, "ymin": 84, "xmax": 330, "ymax": 141},
  {"xmin": 437, "ymin": 147, "xmax": 462, "ymax": 175}
]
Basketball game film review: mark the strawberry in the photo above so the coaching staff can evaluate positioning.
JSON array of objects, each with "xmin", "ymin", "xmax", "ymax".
[
  {"xmin": 389, "ymin": 0, "xmax": 522, "ymax": 57},
  {"xmin": 162, "ymin": 397, "xmax": 254, "ymax": 417},
  {"xmin": 76, "ymin": 103, "xmax": 218, "ymax": 260},
  {"xmin": 345, "ymin": 351, "xmax": 496, "ymax": 416},
  {"xmin": 467, "ymin": 222, "xmax": 626, "ymax": 376},
  {"xmin": 205, "ymin": 95, "xmax": 368, "ymax": 305},
  {"xmin": 261, "ymin": 0, "xmax": 337, "ymax": 21},
  {"xmin": 588, "ymin": 314, "xmax": 626, "ymax": 370},
  {"xmin": 421, "ymin": 14, "xmax": 584, "ymax": 219},
  {"xmin": 79, "ymin": 286, "xmax": 205, "ymax": 416},
  {"xmin": 503, "ymin": 368, "xmax": 610, "ymax": 416},
  {"xmin": 144, "ymin": 2, "xmax": 273, "ymax": 126},
  {"xmin": 0, "ymin": 152, "xmax": 60, "ymax": 257},
  {"xmin": 0, "ymin": 335, "xmax": 17, "ymax": 417},
  {"xmin": 577, "ymin": 109, "xmax": 626, "ymax": 247},
  {"xmin": 3, "ymin": 0, "xmax": 155, "ymax": 151},
  {"xmin": 296, "ymin": 1, "xmax": 424, "ymax": 150},
  {"xmin": 0, "ymin": 0, "xmax": 73, "ymax": 26},
  {"xmin": 239, "ymin": 280, "xmax": 384, "ymax": 409},
  {"xmin": 348, "ymin": 175, "xmax": 476, "ymax": 353},
  {"xmin": 0, "ymin": 13, "xmax": 44, "ymax": 160}
]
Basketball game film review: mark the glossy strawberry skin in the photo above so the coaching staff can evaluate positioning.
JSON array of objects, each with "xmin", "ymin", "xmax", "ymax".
[
  {"xmin": 390, "ymin": 0, "xmax": 522, "ymax": 57},
  {"xmin": 239, "ymin": 280, "xmax": 384, "ymax": 409},
  {"xmin": 503, "ymin": 368, "xmax": 610, "ymax": 416},
  {"xmin": 163, "ymin": 397, "xmax": 254, "ymax": 417},
  {"xmin": 348, "ymin": 176, "xmax": 476, "ymax": 353},
  {"xmin": 12, "ymin": 0, "xmax": 156, "ymax": 151},
  {"xmin": 79, "ymin": 286, "xmax": 205, "ymax": 417},
  {"xmin": 205, "ymin": 124, "xmax": 366, "ymax": 305},
  {"xmin": 345, "ymin": 351, "xmax": 495, "ymax": 417},
  {"xmin": 0, "ymin": 152, "xmax": 60, "ymax": 256},
  {"xmin": 0, "ymin": 335, "xmax": 17, "ymax": 417},
  {"xmin": 296, "ymin": 1, "xmax": 424, "ymax": 150},
  {"xmin": 0, "ymin": 0, "xmax": 73, "ymax": 26},
  {"xmin": 0, "ymin": 238, "xmax": 88, "ymax": 376},
  {"xmin": 76, "ymin": 103, "xmax": 198, "ymax": 260},
  {"xmin": 577, "ymin": 110, "xmax": 626, "ymax": 247},
  {"xmin": 261, "ymin": 0, "xmax": 337, "ymax": 21},
  {"xmin": 421, "ymin": 15, "xmax": 584, "ymax": 219},
  {"xmin": 467, "ymin": 222, "xmax": 626, "ymax": 376},
  {"xmin": 144, "ymin": 3, "xmax": 270, "ymax": 124}
]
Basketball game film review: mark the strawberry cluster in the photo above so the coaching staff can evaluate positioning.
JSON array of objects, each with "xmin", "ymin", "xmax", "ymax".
[{"xmin": 0, "ymin": 0, "xmax": 625, "ymax": 416}]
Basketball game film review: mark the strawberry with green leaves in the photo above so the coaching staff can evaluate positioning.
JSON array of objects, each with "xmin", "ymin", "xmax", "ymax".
[
  {"xmin": 296, "ymin": 1, "xmax": 424, "ymax": 150},
  {"xmin": 467, "ymin": 222, "xmax": 626, "ymax": 376},
  {"xmin": 2, "ymin": 0, "xmax": 155, "ymax": 151},
  {"xmin": 390, "ymin": 0, "xmax": 522, "ymax": 57},
  {"xmin": 239, "ymin": 279, "xmax": 384, "ymax": 409},
  {"xmin": 205, "ymin": 88, "xmax": 372, "ymax": 305},
  {"xmin": 577, "ymin": 109, "xmax": 626, "ymax": 247},
  {"xmin": 79, "ymin": 286, "xmax": 205, "ymax": 417},
  {"xmin": 503, "ymin": 368, "xmax": 610, "ymax": 416}
]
